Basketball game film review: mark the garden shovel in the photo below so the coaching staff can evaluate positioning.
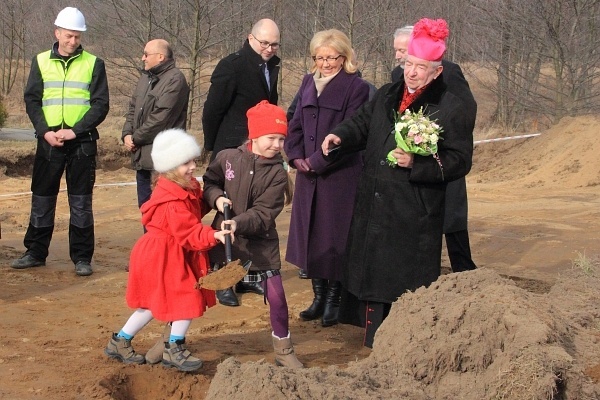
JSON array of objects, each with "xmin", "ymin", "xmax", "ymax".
[{"xmin": 196, "ymin": 202, "xmax": 252, "ymax": 290}]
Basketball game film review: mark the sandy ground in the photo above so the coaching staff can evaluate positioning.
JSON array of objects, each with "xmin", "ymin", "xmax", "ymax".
[{"xmin": 0, "ymin": 115, "xmax": 599, "ymax": 399}]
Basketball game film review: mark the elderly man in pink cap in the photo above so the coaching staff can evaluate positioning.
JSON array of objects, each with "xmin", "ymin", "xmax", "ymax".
[
  {"xmin": 391, "ymin": 25, "xmax": 479, "ymax": 276},
  {"xmin": 321, "ymin": 18, "xmax": 474, "ymax": 348}
]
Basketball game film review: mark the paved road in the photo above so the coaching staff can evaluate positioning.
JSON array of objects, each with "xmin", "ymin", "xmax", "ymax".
[{"xmin": 0, "ymin": 127, "xmax": 36, "ymax": 141}]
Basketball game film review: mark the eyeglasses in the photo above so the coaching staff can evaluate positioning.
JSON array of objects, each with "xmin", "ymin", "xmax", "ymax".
[
  {"xmin": 142, "ymin": 52, "xmax": 162, "ymax": 57},
  {"xmin": 312, "ymin": 55, "xmax": 344, "ymax": 63},
  {"xmin": 252, "ymin": 36, "xmax": 280, "ymax": 50}
]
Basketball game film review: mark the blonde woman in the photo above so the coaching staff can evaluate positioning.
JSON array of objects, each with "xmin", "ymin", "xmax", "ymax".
[{"xmin": 284, "ymin": 29, "xmax": 370, "ymax": 327}]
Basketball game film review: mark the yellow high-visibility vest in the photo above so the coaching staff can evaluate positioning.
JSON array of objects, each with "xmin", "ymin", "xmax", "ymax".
[{"xmin": 37, "ymin": 50, "xmax": 96, "ymax": 127}]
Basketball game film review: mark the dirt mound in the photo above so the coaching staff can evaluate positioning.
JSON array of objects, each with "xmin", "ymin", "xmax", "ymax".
[
  {"xmin": 0, "ymin": 135, "xmax": 130, "ymax": 177},
  {"xmin": 0, "ymin": 141, "xmax": 36, "ymax": 176},
  {"xmin": 2, "ymin": 114, "xmax": 599, "ymax": 399},
  {"xmin": 207, "ymin": 268, "xmax": 600, "ymax": 400},
  {"xmin": 80, "ymin": 368, "xmax": 211, "ymax": 400},
  {"xmin": 96, "ymin": 136, "xmax": 132, "ymax": 171},
  {"xmin": 473, "ymin": 115, "xmax": 600, "ymax": 188},
  {"xmin": 207, "ymin": 356, "xmax": 427, "ymax": 400}
]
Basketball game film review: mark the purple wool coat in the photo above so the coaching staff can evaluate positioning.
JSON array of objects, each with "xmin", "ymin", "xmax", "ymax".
[{"xmin": 284, "ymin": 70, "xmax": 370, "ymax": 280}]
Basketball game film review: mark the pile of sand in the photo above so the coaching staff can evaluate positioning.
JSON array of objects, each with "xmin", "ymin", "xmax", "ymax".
[
  {"xmin": 204, "ymin": 116, "xmax": 600, "ymax": 399},
  {"xmin": 207, "ymin": 266, "xmax": 600, "ymax": 400},
  {"xmin": 473, "ymin": 115, "xmax": 600, "ymax": 188},
  {"xmin": 2, "ymin": 111, "xmax": 599, "ymax": 399}
]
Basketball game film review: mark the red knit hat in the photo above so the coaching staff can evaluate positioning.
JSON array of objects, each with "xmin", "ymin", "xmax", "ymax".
[
  {"xmin": 247, "ymin": 100, "xmax": 288, "ymax": 139},
  {"xmin": 408, "ymin": 18, "xmax": 449, "ymax": 62}
]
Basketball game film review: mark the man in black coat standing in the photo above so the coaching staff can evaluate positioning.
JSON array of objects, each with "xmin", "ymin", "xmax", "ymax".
[
  {"xmin": 202, "ymin": 19, "xmax": 280, "ymax": 162},
  {"xmin": 202, "ymin": 18, "xmax": 281, "ymax": 306},
  {"xmin": 392, "ymin": 25, "xmax": 478, "ymax": 273}
]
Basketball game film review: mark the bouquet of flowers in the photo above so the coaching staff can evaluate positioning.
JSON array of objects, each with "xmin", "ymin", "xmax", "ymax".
[{"xmin": 386, "ymin": 107, "xmax": 443, "ymax": 167}]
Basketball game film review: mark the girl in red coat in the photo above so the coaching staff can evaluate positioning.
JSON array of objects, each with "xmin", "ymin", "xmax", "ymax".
[
  {"xmin": 202, "ymin": 100, "xmax": 303, "ymax": 368},
  {"xmin": 105, "ymin": 128, "xmax": 235, "ymax": 372}
]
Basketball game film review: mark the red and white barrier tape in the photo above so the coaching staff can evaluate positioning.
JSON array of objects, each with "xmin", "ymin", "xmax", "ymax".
[
  {"xmin": 1, "ymin": 135, "xmax": 540, "ymax": 200},
  {"xmin": 474, "ymin": 133, "xmax": 540, "ymax": 144},
  {"xmin": 0, "ymin": 177, "xmax": 204, "ymax": 198}
]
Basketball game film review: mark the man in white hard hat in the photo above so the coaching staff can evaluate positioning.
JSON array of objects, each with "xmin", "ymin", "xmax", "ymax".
[{"xmin": 12, "ymin": 7, "xmax": 109, "ymax": 277}]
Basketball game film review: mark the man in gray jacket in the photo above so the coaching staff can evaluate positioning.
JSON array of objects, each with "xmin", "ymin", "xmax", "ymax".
[{"xmin": 122, "ymin": 39, "xmax": 189, "ymax": 208}]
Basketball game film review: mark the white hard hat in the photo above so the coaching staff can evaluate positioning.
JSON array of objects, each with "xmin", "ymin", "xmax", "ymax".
[{"xmin": 54, "ymin": 7, "xmax": 87, "ymax": 31}]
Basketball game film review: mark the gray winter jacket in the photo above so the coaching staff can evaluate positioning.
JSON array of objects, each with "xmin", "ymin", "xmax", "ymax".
[{"xmin": 122, "ymin": 59, "xmax": 189, "ymax": 170}]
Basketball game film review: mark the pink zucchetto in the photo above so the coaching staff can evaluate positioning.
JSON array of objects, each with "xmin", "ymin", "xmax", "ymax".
[{"xmin": 407, "ymin": 18, "xmax": 449, "ymax": 62}]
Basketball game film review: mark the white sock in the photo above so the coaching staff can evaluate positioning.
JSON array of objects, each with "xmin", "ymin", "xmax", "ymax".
[
  {"xmin": 171, "ymin": 319, "xmax": 192, "ymax": 338},
  {"xmin": 121, "ymin": 308, "xmax": 154, "ymax": 336}
]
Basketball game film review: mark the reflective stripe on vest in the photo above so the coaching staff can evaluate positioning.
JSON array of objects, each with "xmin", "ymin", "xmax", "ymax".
[{"xmin": 37, "ymin": 50, "xmax": 96, "ymax": 127}]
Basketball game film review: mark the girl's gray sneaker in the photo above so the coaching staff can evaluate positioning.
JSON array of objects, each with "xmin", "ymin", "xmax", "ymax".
[
  {"xmin": 104, "ymin": 333, "xmax": 145, "ymax": 364},
  {"xmin": 162, "ymin": 339, "xmax": 203, "ymax": 372}
]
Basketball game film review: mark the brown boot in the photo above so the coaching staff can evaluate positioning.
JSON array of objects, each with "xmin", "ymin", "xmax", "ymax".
[
  {"xmin": 145, "ymin": 323, "xmax": 171, "ymax": 364},
  {"xmin": 104, "ymin": 333, "xmax": 145, "ymax": 364},
  {"xmin": 272, "ymin": 332, "xmax": 304, "ymax": 368},
  {"xmin": 162, "ymin": 339, "xmax": 203, "ymax": 372}
]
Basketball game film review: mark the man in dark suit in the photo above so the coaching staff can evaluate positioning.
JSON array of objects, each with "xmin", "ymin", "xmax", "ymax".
[
  {"xmin": 391, "ymin": 25, "xmax": 478, "ymax": 273},
  {"xmin": 201, "ymin": 18, "xmax": 281, "ymax": 306},
  {"xmin": 202, "ymin": 19, "xmax": 280, "ymax": 162}
]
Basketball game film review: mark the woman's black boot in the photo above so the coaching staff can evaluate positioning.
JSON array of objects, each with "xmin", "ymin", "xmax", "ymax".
[
  {"xmin": 299, "ymin": 279, "xmax": 327, "ymax": 321},
  {"xmin": 321, "ymin": 280, "xmax": 341, "ymax": 327}
]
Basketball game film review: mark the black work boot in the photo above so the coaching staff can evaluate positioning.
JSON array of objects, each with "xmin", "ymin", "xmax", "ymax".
[
  {"xmin": 299, "ymin": 279, "xmax": 327, "ymax": 321},
  {"xmin": 216, "ymin": 287, "xmax": 239, "ymax": 307},
  {"xmin": 321, "ymin": 280, "xmax": 342, "ymax": 327},
  {"xmin": 11, "ymin": 253, "xmax": 45, "ymax": 269}
]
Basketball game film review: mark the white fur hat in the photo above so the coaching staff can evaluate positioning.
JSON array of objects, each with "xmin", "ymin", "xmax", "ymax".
[{"xmin": 151, "ymin": 128, "xmax": 201, "ymax": 173}]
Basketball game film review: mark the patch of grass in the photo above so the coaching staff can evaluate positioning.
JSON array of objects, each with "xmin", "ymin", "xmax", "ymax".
[{"xmin": 572, "ymin": 251, "xmax": 596, "ymax": 275}]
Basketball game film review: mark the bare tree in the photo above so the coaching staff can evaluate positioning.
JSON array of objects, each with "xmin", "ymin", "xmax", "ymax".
[
  {"xmin": 465, "ymin": 0, "xmax": 600, "ymax": 128},
  {"xmin": 0, "ymin": 0, "xmax": 40, "ymax": 96},
  {"xmin": 3, "ymin": 0, "xmax": 598, "ymax": 131},
  {"xmin": 539, "ymin": 0, "xmax": 600, "ymax": 117}
]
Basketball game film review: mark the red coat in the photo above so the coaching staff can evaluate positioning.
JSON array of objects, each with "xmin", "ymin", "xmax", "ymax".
[{"xmin": 126, "ymin": 177, "xmax": 218, "ymax": 321}]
